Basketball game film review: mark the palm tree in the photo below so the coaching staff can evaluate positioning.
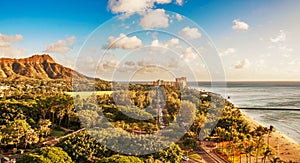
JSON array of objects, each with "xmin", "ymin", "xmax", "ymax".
[
  {"xmin": 230, "ymin": 125, "xmax": 239, "ymax": 163},
  {"xmin": 255, "ymin": 136, "xmax": 264, "ymax": 162},
  {"xmin": 244, "ymin": 134, "xmax": 253, "ymax": 163},
  {"xmin": 253, "ymin": 126, "xmax": 268, "ymax": 162},
  {"xmin": 238, "ymin": 143, "xmax": 245, "ymax": 163},
  {"xmin": 49, "ymin": 95, "xmax": 59, "ymax": 124},
  {"xmin": 60, "ymin": 95, "xmax": 75, "ymax": 128},
  {"xmin": 267, "ymin": 125, "xmax": 275, "ymax": 148},
  {"xmin": 35, "ymin": 96, "xmax": 49, "ymax": 120},
  {"xmin": 245, "ymin": 143, "xmax": 254, "ymax": 163},
  {"xmin": 57, "ymin": 108, "xmax": 65, "ymax": 127},
  {"xmin": 65, "ymin": 103, "xmax": 75, "ymax": 127},
  {"xmin": 270, "ymin": 156, "xmax": 283, "ymax": 163},
  {"xmin": 262, "ymin": 148, "xmax": 272, "ymax": 163}
]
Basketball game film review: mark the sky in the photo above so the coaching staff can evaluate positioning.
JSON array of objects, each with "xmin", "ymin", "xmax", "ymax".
[{"xmin": 1, "ymin": 0, "xmax": 300, "ymax": 81}]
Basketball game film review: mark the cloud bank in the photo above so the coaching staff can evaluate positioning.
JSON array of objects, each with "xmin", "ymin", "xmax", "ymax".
[{"xmin": 45, "ymin": 36, "xmax": 76, "ymax": 54}]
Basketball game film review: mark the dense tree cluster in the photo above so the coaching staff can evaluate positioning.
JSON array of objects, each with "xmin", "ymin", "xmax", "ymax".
[
  {"xmin": 56, "ymin": 132, "xmax": 113, "ymax": 163},
  {"xmin": 0, "ymin": 90, "xmax": 79, "ymax": 152},
  {"xmin": 97, "ymin": 155, "xmax": 143, "ymax": 163},
  {"xmin": 1, "ymin": 79, "xmax": 285, "ymax": 162},
  {"xmin": 16, "ymin": 147, "xmax": 72, "ymax": 163}
]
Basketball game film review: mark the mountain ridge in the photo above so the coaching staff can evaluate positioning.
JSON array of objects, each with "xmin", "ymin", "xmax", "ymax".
[{"xmin": 0, "ymin": 54, "xmax": 89, "ymax": 80}]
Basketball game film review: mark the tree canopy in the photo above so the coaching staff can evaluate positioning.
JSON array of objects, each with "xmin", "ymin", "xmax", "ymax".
[{"xmin": 17, "ymin": 147, "xmax": 72, "ymax": 163}]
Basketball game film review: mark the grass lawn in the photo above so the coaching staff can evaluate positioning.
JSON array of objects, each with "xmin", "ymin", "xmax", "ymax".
[
  {"xmin": 51, "ymin": 129, "xmax": 66, "ymax": 137},
  {"xmin": 66, "ymin": 91, "xmax": 112, "ymax": 98},
  {"xmin": 189, "ymin": 153, "xmax": 204, "ymax": 162}
]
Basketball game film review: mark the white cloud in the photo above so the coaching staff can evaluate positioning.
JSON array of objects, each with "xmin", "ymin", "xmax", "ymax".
[
  {"xmin": 257, "ymin": 59, "xmax": 265, "ymax": 65},
  {"xmin": 155, "ymin": 0, "xmax": 172, "ymax": 4},
  {"xmin": 168, "ymin": 57, "xmax": 180, "ymax": 68},
  {"xmin": 118, "ymin": 13, "xmax": 135, "ymax": 20},
  {"xmin": 232, "ymin": 19, "xmax": 249, "ymax": 31},
  {"xmin": 176, "ymin": 0, "xmax": 184, "ymax": 5},
  {"xmin": 0, "ymin": 46, "xmax": 26, "ymax": 57},
  {"xmin": 150, "ymin": 38, "xmax": 179, "ymax": 48},
  {"xmin": 175, "ymin": 13, "xmax": 183, "ymax": 21},
  {"xmin": 137, "ymin": 59, "xmax": 154, "ymax": 67},
  {"xmin": 149, "ymin": 38, "xmax": 180, "ymax": 54},
  {"xmin": 140, "ymin": 65, "xmax": 161, "ymax": 74},
  {"xmin": 0, "ymin": 33, "xmax": 23, "ymax": 43},
  {"xmin": 278, "ymin": 45, "xmax": 293, "ymax": 52},
  {"xmin": 0, "ymin": 33, "xmax": 26, "ymax": 57},
  {"xmin": 219, "ymin": 48, "xmax": 236, "ymax": 56},
  {"xmin": 181, "ymin": 47, "xmax": 197, "ymax": 62},
  {"xmin": 125, "ymin": 61, "xmax": 136, "ymax": 66},
  {"xmin": 179, "ymin": 27, "xmax": 202, "ymax": 40},
  {"xmin": 253, "ymin": 59, "xmax": 266, "ymax": 72},
  {"xmin": 259, "ymin": 37, "xmax": 264, "ymax": 41},
  {"xmin": 103, "ymin": 60, "xmax": 120, "ymax": 70},
  {"xmin": 108, "ymin": 0, "xmax": 173, "ymax": 14},
  {"xmin": 270, "ymin": 30, "xmax": 286, "ymax": 43},
  {"xmin": 140, "ymin": 9, "xmax": 169, "ymax": 29},
  {"xmin": 105, "ymin": 33, "xmax": 143, "ymax": 50},
  {"xmin": 117, "ymin": 61, "xmax": 138, "ymax": 72},
  {"xmin": 234, "ymin": 59, "xmax": 250, "ymax": 69},
  {"xmin": 288, "ymin": 59, "xmax": 297, "ymax": 65},
  {"xmin": 168, "ymin": 38, "xmax": 180, "ymax": 45},
  {"xmin": 151, "ymin": 39, "xmax": 168, "ymax": 48},
  {"xmin": 108, "ymin": 0, "xmax": 154, "ymax": 14},
  {"xmin": 97, "ymin": 59, "xmax": 120, "ymax": 73},
  {"xmin": 269, "ymin": 30, "xmax": 293, "ymax": 57},
  {"xmin": 45, "ymin": 36, "xmax": 76, "ymax": 54},
  {"xmin": 0, "ymin": 41, "xmax": 10, "ymax": 47},
  {"xmin": 107, "ymin": 0, "xmax": 186, "ymax": 29}
]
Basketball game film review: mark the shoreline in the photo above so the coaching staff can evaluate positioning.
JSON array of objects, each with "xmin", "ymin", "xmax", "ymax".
[
  {"xmin": 240, "ymin": 110, "xmax": 299, "ymax": 144},
  {"xmin": 240, "ymin": 110, "xmax": 300, "ymax": 162}
]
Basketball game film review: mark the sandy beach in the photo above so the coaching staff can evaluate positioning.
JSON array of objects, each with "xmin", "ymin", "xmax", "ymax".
[{"xmin": 242, "ymin": 112, "xmax": 300, "ymax": 162}]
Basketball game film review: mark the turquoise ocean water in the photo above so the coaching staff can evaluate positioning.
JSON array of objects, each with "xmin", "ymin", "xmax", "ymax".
[{"xmin": 192, "ymin": 82, "xmax": 300, "ymax": 144}]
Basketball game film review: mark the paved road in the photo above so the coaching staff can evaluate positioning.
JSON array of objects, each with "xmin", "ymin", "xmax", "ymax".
[
  {"xmin": 197, "ymin": 144, "xmax": 229, "ymax": 163},
  {"xmin": 197, "ymin": 148, "xmax": 219, "ymax": 163},
  {"xmin": 181, "ymin": 147, "xmax": 225, "ymax": 163},
  {"xmin": 182, "ymin": 158, "xmax": 200, "ymax": 163}
]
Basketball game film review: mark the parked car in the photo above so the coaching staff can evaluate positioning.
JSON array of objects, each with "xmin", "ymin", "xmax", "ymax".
[{"xmin": 182, "ymin": 156, "xmax": 189, "ymax": 161}]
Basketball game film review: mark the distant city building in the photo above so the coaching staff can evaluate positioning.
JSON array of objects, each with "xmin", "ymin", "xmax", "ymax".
[
  {"xmin": 153, "ymin": 80, "xmax": 176, "ymax": 87},
  {"xmin": 175, "ymin": 77, "xmax": 187, "ymax": 89},
  {"xmin": 152, "ymin": 77, "xmax": 187, "ymax": 89}
]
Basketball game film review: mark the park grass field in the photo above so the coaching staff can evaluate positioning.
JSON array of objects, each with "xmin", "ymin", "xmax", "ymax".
[
  {"xmin": 51, "ymin": 129, "xmax": 66, "ymax": 137},
  {"xmin": 66, "ymin": 91, "xmax": 113, "ymax": 98},
  {"xmin": 189, "ymin": 153, "xmax": 205, "ymax": 162}
]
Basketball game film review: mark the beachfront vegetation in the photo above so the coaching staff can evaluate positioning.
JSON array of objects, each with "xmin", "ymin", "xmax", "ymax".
[
  {"xmin": 213, "ymin": 102, "xmax": 283, "ymax": 162},
  {"xmin": 0, "ymin": 79, "xmax": 285, "ymax": 162}
]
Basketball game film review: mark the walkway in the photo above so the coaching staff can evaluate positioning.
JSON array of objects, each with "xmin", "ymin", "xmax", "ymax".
[
  {"xmin": 198, "ymin": 141, "xmax": 229, "ymax": 163},
  {"xmin": 41, "ymin": 128, "xmax": 85, "ymax": 146}
]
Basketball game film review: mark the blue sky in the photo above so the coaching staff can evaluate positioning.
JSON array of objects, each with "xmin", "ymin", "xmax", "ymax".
[{"xmin": 1, "ymin": 0, "xmax": 300, "ymax": 81}]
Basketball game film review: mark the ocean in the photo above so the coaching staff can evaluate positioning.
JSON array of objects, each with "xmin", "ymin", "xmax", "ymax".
[{"xmin": 192, "ymin": 81, "xmax": 300, "ymax": 144}]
